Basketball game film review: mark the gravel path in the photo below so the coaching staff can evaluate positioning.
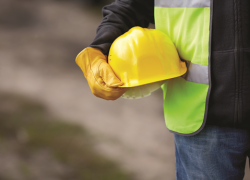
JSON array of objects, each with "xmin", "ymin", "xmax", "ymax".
[{"xmin": 0, "ymin": 1, "xmax": 249, "ymax": 180}]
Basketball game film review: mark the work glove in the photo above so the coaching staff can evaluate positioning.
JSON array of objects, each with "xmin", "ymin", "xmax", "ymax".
[{"xmin": 76, "ymin": 47, "xmax": 127, "ymax": 100}]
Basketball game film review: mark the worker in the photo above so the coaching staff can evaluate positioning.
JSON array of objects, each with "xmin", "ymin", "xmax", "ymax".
[{"xmin": 76, "ymin": 0, "xmax": 250, "ymax": 179}]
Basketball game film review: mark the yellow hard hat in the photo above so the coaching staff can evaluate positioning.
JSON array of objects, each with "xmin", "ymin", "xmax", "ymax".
[{"xmin": 108, "ymin": 26, "xmax": 187, "ymax": 88}]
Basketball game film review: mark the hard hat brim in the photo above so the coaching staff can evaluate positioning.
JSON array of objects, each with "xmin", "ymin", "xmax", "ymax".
[{"xmin": 118, "ymin": 65, "xmax": 187, "ymax": 88}]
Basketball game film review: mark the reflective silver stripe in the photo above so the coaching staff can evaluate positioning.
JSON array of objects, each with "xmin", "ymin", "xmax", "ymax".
[
  {"xmin": 155, "ymin": 0, "xmax": 210, "ymax": 7},
  {"xmin": 186, "ymin": 63, "xmax": 208, "ymax": 85}
]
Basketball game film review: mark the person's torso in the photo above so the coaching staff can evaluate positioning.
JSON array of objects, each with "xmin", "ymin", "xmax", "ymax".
[{"xmin": 154, "ymin": 0, "xmax": 250, "ymax": 135}]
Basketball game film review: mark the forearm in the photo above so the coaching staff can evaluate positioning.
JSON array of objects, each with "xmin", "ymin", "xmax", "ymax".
[{"xmin": 90, "ymin": 0, "xmax": 154, "ymax": 55}]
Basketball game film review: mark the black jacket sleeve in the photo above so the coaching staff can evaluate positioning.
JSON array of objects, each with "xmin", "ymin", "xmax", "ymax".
[{"xmin": 89, "ymin": 0, "xmax": 154, "ymax": 55}]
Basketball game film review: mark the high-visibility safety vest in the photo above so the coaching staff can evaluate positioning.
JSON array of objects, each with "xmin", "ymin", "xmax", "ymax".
[{"xmin": 155, "ymin": 0, "xmax": 212, "ymax": 135}]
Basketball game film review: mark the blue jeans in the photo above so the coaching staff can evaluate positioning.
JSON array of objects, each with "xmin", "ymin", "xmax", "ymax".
[{"xmin": 175, "ymin": 125, "xmax": 250, "ymax": 180}]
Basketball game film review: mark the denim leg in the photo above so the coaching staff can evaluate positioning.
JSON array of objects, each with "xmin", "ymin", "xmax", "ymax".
[
  {"xmin": 175, "ymin": 125, "xmax": 250, "ymax": 180},
  {"xmin": 248, "ymin": 149, "xmax": 250, "ymax": 168}
]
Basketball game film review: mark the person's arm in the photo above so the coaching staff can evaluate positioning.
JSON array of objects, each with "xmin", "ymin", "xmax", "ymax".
[
  {"xmin": 76, "ymin": 0, "xmax": 154, "ymax": 100},
  {"xmin": 90, "ymin": 0, "xmax": 154, "ymax": 55}
]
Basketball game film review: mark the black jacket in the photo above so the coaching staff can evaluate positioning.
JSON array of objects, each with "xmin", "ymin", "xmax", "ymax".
[{"xmin": 90, "ymin": 0, "xmax": 250, "ymax": 130}]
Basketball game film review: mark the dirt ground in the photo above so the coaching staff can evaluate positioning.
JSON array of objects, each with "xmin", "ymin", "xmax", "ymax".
[{"xmin": 0, "ymin": 0, "xmax": 249, "ymax": 180}]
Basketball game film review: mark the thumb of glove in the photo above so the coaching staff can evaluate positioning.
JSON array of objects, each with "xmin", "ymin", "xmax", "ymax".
[{"xmin": 98, "ymin": 62, "xmax": 124, "ymax": 88}]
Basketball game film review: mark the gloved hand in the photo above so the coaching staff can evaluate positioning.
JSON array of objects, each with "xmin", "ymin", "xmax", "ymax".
[{"xmin": 76, "ymin": 47, "xmax": 127, "ymax": 100}]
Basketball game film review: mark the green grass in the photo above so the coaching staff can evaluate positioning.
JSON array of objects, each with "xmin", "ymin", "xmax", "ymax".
[{"xmin": 0, "ymin": 93, "xmax": 134, "ymax": 180}]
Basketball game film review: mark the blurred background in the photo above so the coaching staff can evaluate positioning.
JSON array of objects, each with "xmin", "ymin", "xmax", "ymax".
[{"xmin": 0, "ymin": 0, "xmax": 249, "ymax": 180}]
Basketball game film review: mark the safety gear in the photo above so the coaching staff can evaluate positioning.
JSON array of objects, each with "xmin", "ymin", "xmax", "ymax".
[
  {"xmin": 87, "ymin": 0, "xmax": 250, "ymax": 133},
  {"xmin": 75, "ymin": 47, "xmax": 127, "ymax": 100},
  {"xmin": 155, "ymin": 0, "xmax": 211, "ymax": 135},
  {"xmin": 108, "ymin": 27, "xmax": 187, "ymax": 88}
]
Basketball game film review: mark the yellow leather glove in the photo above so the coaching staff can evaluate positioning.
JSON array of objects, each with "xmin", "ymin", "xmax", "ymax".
[{"xmin": 76, "ymin": 47, "xmax": 127, "ymax": 100}]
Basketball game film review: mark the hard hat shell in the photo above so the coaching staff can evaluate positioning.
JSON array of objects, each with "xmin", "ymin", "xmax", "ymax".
[{"xmin": 108, "ymin": 26, "xmax": 187, "ymax": 88}]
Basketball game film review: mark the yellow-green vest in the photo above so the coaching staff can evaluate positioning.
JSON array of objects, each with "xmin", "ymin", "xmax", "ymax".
[{"xmin": 155, "ymin": 0, "xmax": 212, "ymax": 135}]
